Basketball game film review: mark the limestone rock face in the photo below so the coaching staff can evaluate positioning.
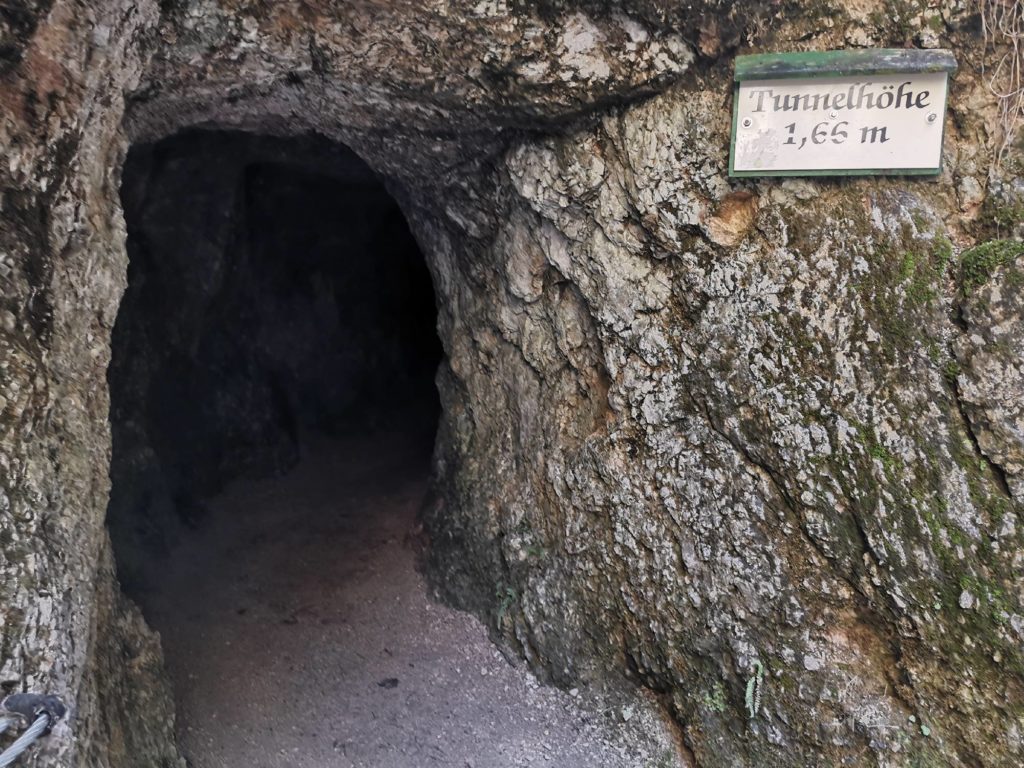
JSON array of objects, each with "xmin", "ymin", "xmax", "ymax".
[
  {"xmin": 436, "ymin": 113, "xmax": 1024, "ymax": 765},
  {"xmin": 1, "ymin": 0, "xmax": 182, "ymax": 764},
  {"xmin": 2, "ymin": 0, "xmax": 1023, "ymax": 766},
  {"xmin": 957, "ymin": 251, "xmax": 1024, "ymax": 501}
]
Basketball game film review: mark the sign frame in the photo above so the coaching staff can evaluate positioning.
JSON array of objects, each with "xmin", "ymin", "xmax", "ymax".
[{"xmin": 728, "ymin": 49, "xmax": 958, "ymax": 178}]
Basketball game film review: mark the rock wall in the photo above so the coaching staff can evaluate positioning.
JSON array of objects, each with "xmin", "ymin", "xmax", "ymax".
[
  {"xmin": 1, "ymin": 0, "xmax": 183, "ymax": 764},
  {"xmin": 1, "ymin": 0, "xmax": 1022, "ymax": 766},
  {"xmin": 430, "ymin": 111, "xmax": 1024, "ymax": 765}
]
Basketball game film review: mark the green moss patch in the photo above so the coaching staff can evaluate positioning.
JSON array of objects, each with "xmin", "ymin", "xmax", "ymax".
[{"xmin": 960, "ymin": 239, "xmax": 1024, "ymax": 293}]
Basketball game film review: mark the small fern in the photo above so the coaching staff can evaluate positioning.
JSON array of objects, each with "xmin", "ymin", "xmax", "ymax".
[
  {"xmin": 496, "ymin": 585, "xmax": 517, "ymax": 625},
  {"xmin": 745, "ymin": 660, "xmax": 764, "ymax": 719}
]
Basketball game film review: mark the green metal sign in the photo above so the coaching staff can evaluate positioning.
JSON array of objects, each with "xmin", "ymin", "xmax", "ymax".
[{"xmin": 729, "ymin": 49, "xmax": 958, "ymax": 178}]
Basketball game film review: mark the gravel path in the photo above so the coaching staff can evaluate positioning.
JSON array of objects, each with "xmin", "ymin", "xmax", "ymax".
[{"xmin": 140, "ymin": 431, "xmax": 682, "ymax": 768}]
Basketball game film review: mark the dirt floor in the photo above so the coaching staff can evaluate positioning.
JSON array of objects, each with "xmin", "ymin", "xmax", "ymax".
[{"xmin": 139, "ymin": 430, "xmax": 682, "ymax": 768}]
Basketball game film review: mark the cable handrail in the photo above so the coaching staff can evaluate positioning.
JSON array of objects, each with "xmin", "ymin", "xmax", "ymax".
[{"xmin": 0, "ymin": 695, "xmax": 66, "ymax": 766}]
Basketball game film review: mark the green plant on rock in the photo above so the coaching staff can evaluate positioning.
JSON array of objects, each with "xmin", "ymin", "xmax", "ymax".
[
  {"xmin": 855, "ymin": 422, "xmax": 898, "ymax": 476},
  {"xmin": 745, "ymin": 660, "xmax": 765, "ymax": 719},
  {"xmin": 496, "ymin": 584, "xmax": 518, "ymax": 626},
  {"xmin": 896, "ymin": 236, "xmax": 952, "ymax": 308},
  {"xmin": 932, "ymin": 235, "xmax": 954, "ymax": 275},
  {"xmin": 868, "ymin": 442, "xmax": 897, "ymax": 473},
  {"xmin": 942, "ymin": 359, "xmax": 961, "ymax": 384},
  {"xmin": 525, "ymin": 544, "xmax": 546, "ymax": 559},
  {"xmin": 700, "ymin": 681, "xmax": 728, "ymax": 714},
  {"xmin": 959, "ymin": 574, "xmax": 1011, "ymax": 624},
  {"xmin": 960, "ymin": 239, "xmax": 1024, "ymax": 293}
]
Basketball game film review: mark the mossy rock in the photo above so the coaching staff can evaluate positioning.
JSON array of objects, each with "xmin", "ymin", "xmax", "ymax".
[{"xmin": 960, "ymin": 239, "xmax": 1024, "ymax": 294}]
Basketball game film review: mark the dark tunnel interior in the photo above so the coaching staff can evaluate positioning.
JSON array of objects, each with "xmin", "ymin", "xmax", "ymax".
[{"xmin": 106, "ymin": 130, "xmax": 443, "ymax": 602}]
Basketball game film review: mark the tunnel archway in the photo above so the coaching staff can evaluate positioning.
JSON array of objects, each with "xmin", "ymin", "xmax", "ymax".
[
  {"xmin": 107, "ymin": 130, "xmax": 442, "ymax": 598},
  {"xmin": 106, "ymin": 129, "xmax": 449, "ymax": 764}
]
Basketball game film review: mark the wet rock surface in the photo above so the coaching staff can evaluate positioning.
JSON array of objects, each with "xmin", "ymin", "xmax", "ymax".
[{"xmin": 1, "ymin": 1, "xmax": 1022, "ymax": 766}]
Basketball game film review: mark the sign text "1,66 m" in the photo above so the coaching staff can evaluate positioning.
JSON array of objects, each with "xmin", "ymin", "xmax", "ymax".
[{"xmin": 783, "ymin": 120, "xmax": 890, "ymax": 149}]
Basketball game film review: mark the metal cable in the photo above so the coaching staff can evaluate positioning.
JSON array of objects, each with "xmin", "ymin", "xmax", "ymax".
[{"xmin": 0, "ymin": 715, "xmax": 50, "ymax": 767}]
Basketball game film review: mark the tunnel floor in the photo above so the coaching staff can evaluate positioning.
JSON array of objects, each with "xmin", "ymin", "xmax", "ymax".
[{"xmin": 135, "ymin": 429, "xmax": 675, "ymax": 768}]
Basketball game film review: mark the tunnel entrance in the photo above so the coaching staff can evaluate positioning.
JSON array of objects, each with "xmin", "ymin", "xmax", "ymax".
[
  {"xmin": 107, "ymin": 130, "xmax": 442, "ymax": 600},
  {"xmin": 106, "ymin": 130, "xmax": 450, "ymax": 764}
]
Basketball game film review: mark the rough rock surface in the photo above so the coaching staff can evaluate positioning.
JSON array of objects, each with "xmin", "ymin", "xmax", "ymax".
[
  {"xmin": 956, "ymin": 248, "xmax": 1024, "ymax": 500},
  {"xmin": 1, "ymin": 0, "xmax": 181, "ymax": 765},
  {"xmin": 1, "ymin": 1, "xmax": 1023, "ymax": 766}
]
